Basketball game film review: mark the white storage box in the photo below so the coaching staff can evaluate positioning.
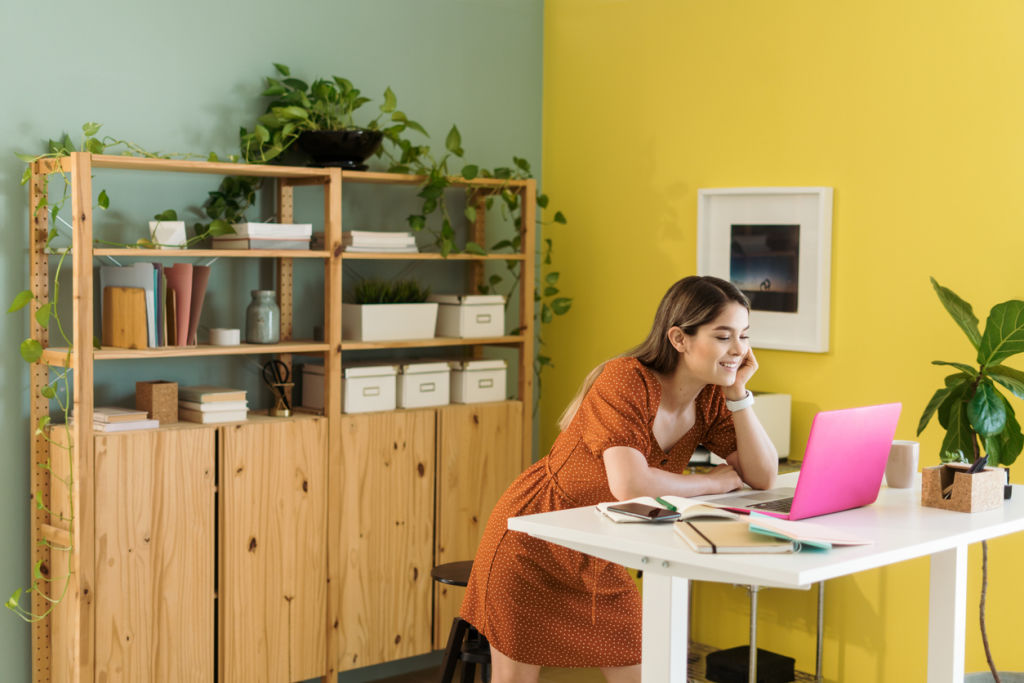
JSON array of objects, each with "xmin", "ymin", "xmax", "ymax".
[
  {"xmin": 429, "ymin": 294, "xmax": 505, "ymax": 338},
  {"xmin": 450, "ymin": 359, "xmax": 507, "ymax": 404},
  {"xmin": 398, "ymin": 362, "xmax": 451, "ymax": 409},
  {"xmin": 342, "ymin": 302, "xmax": 439, "ymax": 342},
  {"xmin": 343, "ymin": 364, "xmax": 398, "ymax": 413},
  {"xmin": 302, "ymin": 364, "xmax": 325, "ymax": 411}
]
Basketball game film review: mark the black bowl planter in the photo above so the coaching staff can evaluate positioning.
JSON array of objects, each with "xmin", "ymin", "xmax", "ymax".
[{"xmin": 296, "ymin": 128, "xmax": 384, "ymax": 170}]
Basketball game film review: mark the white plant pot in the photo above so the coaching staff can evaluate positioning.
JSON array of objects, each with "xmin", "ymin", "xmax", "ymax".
[
  {"xmin": 148, "ymin": 220, "xmax": 187, "ymax": 248},
  {"xmin": 342, "ymin": 302, "xmax": 438, "ymax": 342}
]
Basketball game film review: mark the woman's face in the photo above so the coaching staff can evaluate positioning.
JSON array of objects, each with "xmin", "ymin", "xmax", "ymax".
[{"xmin": 679, "ymin": 302, "xmax": 750, "ymax": 386}]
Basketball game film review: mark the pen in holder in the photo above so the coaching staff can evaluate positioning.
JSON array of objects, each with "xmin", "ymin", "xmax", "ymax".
[
  {"xmin": 269, "ymin": 381, "xmax": 294, "ymax": 417},
  {"xmin": 921, "ymin": 464, "xmax": 1003, "ymax": 513}
]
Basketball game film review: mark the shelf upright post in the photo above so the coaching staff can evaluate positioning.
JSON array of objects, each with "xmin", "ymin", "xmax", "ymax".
[
  {"xmin": 28, "ymin": 159, "xmax": 52, "ymax": 683},
  {"xmin": 323, "ymin": 166, "xmax": 343, "ymax": 683},
  {"xmin": 69, "ymin": 151, "xmax": 97, "ymax": 683},
  {"xmin": 276, "ymin": 179, "xmax": 296, "ymax": 406},
  {"xmin": 520, "ymin": 179, "xmax": 536, "ymax": 469}
]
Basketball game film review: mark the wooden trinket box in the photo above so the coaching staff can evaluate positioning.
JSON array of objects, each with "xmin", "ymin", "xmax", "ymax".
[{"xmin": 921, "ymin": 464, "xmax": 1003, "ymax": 513}]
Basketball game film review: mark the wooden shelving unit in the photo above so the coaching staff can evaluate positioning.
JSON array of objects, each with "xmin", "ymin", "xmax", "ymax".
[{"xmin": 25, "ymin": 152, "xmax": 536, "ymax": 682}]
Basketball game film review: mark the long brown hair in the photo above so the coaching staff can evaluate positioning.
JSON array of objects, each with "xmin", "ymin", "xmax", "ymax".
[{"xmin": 556, "ymin": 276, "xmax": 750, "ymax": 431}]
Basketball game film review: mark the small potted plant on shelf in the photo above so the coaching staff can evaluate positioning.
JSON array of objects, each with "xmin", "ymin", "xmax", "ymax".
[{"xmin": 342, "ymin": 279, "xmax": 438, "ymax": 342}]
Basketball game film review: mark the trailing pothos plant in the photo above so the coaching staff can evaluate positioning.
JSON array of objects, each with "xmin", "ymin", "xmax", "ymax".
[{"xmin": 917, "ymin": 277, "xmax": 1024, "ymax": 466}]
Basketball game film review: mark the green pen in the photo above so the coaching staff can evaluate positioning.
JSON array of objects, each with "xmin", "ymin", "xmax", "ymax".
[{"xmin": 655, "ymin": 496, "xmax": 677, "ymax": 512}]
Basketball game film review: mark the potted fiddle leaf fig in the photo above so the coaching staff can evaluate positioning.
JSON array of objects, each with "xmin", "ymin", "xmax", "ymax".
[{"xmin": 918, "ymin": 277, "xmax": 1024, "ymax": 468}]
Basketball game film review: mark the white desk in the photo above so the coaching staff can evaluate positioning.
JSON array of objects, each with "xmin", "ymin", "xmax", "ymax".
[{"xmin": 508, "ymin": 472, "xmax": 1024, "ymax": 683}]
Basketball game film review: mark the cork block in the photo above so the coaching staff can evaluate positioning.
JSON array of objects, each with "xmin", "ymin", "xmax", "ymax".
[
  {"xmin": 136, "ymin": 380, "xmax": 178, "ymax": 425},
  {"xmin": 921, "ymin": 464, "xmax": 1003, "ymax": 513}
]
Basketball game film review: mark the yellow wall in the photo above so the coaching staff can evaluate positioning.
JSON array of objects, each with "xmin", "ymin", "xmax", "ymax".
[{"xmin": 542, "ymin": 0, "xmax": 1024, "ymax": 678}]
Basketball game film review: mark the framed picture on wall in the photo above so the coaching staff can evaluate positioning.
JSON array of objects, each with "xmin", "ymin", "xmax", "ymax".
[{"xmin": 697, "ymin": 187, "xmax": 833, "ymax": 353}]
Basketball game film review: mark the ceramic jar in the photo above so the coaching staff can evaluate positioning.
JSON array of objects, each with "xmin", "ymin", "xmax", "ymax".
[{"xmin": 246, "ymin": 290, "xmax": 280, "ymax": 343}]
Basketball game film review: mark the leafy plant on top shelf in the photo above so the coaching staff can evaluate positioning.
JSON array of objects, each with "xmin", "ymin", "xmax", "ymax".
[{"xmin": 354, "ymin": 279, "xmax": 431, "ymax": 304}]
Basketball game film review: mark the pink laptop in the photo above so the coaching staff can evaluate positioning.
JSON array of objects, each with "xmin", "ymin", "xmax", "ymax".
[{"xmin": 708, "ymin": 402, "xmax": 903, "ymax": 520}]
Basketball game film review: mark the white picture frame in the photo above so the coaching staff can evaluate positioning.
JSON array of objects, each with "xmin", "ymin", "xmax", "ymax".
[{"xmin": 697, "ymin": 187, "xmax": 833, "ymax": 353}]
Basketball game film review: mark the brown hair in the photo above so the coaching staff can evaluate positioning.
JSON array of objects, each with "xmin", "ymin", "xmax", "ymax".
[{"xmin": 556, "ymin": 276, "xmax": 749, "ymax": 431}]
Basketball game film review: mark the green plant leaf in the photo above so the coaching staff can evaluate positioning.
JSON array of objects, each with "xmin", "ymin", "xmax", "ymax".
[
  {"xmin": 97, "ymin": 190, "xmax": 109, "ymax": 209},
  {"xmin": 207, "ymin": 219, "xmax": 234, "ymax": 237},
  {"xmin": 930, "ymin": 277, "xmax": 982, "ymax": 350},
  {"xmin": 541, "ymin": 303, "xmax": 553, "ymax": 324},
  {"xmin": 988, "ymin": 393, "xmax": 1024, "ymax": 466},
  {"xmin": 381, "ymin": 86, "xmax": 396, "ymax": 113},
  {"xmin": 537, "ymin": 193, "xmax": 549, "ymax": 208},
  {"xmin": 464, "ymin": 241, "xmax": 486, "ymax": 255},
  {"xmin": 153, "ymin": 209, "xmax": 177, "ymax": 221},
  {"xmin": 967, "ymin": 382, "xmax": 1007, "ymax": 436},
  {"xmin": 15, "ymin": 152, "xmax": 37, "ymax": 163},
  {"xmin": 931, "ymin": 360, "xmax": 978, "ymax": 376},
  {"xmin": 940, "ymin": 402, "xmax": 975, "ymax": 462},
  {"xmin": 938, "ymin": 378, "xmax": 972, "ymax": 429},
  {"xmin": 85, "ymin": 137, "xmax": 104, "ymax": 154},
  {"xmin": 514, "ymin": 156, "xmax": 531, "ymax": 173},
  {"xmin": 554, "ymin": 211, "xmax": 567, "ymax": 224},
  {"xmin": 273, "ymin": 62, "xmax": 291, "ymax": 76},
  {"xmin": 917, "ymin": 387, "xmax": 951, "ymax": 435},
  {"xmin": 978, "ymin": 299, "xmax": 1024, "ymax": 367},
  {"xmin": 464, "ymin": 205, "xmax": 477, "ymax": 223},
  {"xmin": 20, "ymin": 339, "xmax": 42, "ymax": 363},
  {"xmin": 34, "ymin": 303, "xmax": 51, "ymax": 329},
  {"xmin": 33, "ymin": 560, "xmax": 45, "ymax": 580},
  {"xmin": 93, "ymin": 336, "xmax": 101, "ymax": 350},
  {"xmin": 407, "ymin": 215, "xmax": 426, "ymax": 231},
  {"xmin": 544, "ymin": 286, "xmax": 559, "ymax": 297},
  {"xmin": 82, "ymin": 121, "xmax": 101, "ymax": 136},
  {"xmin": 989, "ymin": 364, "xmax": 1024, "ymax": 399},
  {"xmin": 551, "ymin": 297, "xmax": 572, "ymax": 315},
  {"xmin": 461, "ymin": 164, "xmax": 479, "ymax": 180},
  {"xmin": 445, "ymin": 126, "xmax": 462, "ymax": 155},
  {"xmin": 406, "ymin": 120, "xmax": 429, "ymax": 137},
  {"xmin": 545, "ymin": 272, "xmax": 559, "ymax": 285},
  {"xmin": 40, "ymin": 383, "xmax": 56, "ymax": 399},
  {"xmin": 8, "ymin": 290, "xmax": 33, "ymax": 313},
  {"xmin": 7, "ymin": 588, "xmax": 22, "ymax": 611},
  {"xmin": 21, "ymin": 165, "xmax": 31, "ymax": 185}
]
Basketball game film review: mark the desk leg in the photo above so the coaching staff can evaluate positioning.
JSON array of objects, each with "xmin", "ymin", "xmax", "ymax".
[
  {"xmin": 641, "ymin": 572, "xmax": 688, "ymax": 683},
  {"xmin": 928, "ymin": 545, "xmax": 967, "ymax": 683}
]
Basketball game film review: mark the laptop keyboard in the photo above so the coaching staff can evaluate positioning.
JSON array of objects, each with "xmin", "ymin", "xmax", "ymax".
[{"xmin": 749, "ymin": 497, "xmax": 794, "ymax": 513}]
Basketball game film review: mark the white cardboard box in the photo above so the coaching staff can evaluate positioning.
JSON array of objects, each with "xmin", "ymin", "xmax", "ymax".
[
  {"xmin": 343, "ymin": 364, "xmax": 398, "ymax": 413},
  {"xmin": 398, "ymin": 362, "xmax": 451, "ymax": 409},
  {"xmin": 428, "ymin": 294, "xmax": 505, "ymax": 338},
  {"xmin": 450, "ymin": 359, "xmax": 507, "ymax": 403},
  {"xmin": 342, "ymin": 303, "xmax": 439, "ymax": 342},
  {"xmin": 302, "ymin": 364, "xmax": 325, "ymax": 411}
]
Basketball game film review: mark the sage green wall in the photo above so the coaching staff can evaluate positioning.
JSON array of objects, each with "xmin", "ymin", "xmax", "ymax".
[{"xmin": 0, "ymin": 1, "xmax": 542, "ymax": 679}]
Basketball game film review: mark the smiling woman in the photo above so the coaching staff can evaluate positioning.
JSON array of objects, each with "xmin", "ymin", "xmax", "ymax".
[{"xmin": 458, "ymin": 275, "xmax": 779, "ymax": 683}]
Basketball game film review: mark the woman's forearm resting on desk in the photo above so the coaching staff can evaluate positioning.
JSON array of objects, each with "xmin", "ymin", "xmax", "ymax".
[
  {"xmin": 603, "ymin": 446, "xmax": 745, "ymax": 500},
  {"xmin": 724, "ymin": 405, "xmax": 778, "ymax": 490}
]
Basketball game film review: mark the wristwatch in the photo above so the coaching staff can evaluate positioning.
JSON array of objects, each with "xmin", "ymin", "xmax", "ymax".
[{"xmin": 725, "ymin": 390, "xmax": 755, "ymax": 412}]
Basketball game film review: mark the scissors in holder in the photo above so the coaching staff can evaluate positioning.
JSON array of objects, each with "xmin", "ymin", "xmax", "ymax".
[{"xmin": 261, "ymin": 359, "xmax": 293, "ymax": 415}]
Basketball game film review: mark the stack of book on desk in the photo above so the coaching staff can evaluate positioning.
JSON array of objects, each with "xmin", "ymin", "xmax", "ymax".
[
  {"xmin": 93, "ymin": 406, "xmax": 159, "ymax": 432},
  {"xmin": 212, "ymin": 222, "xmax": 313, "ymax": 250},
  {"xmin": 178, "ymin": 385, "xmax": 248, "ymax": 424},
  {"xmin": 342, "ymin": 230, "xmax": 418, "ymax": 253}
]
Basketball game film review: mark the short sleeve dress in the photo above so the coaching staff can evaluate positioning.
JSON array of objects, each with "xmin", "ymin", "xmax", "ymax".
[{"xmin": 459, "ymin": 356, "xmax": 738, "ymax": 667}]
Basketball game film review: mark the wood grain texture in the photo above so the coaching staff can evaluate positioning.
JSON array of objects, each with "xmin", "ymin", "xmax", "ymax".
[
  {"xmin": 93, "ymin": 427, "xmax": 215, "ymax": 682},
  {"xmin": 433, "ymin": 402, "xmax": 524, "ymax": 646},
  {"xmin": 337, "ymin": 411, "xmax": 435, "ymax": 671},
  {"xmin": 219, "ymin": 416, "xmax": 328, "ymax": 683},
  {"xmin": 518, "ymin": 180, "xmax": 536, "ymax": 471},
  {"xmin": 48, "ymin": 427, "xmax": 74, "ymax": 683}
]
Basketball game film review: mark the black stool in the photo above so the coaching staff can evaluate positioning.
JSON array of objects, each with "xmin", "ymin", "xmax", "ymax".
[{"xmin": 432, "ymin": 560, "xmax": 491, "ymax": 683}]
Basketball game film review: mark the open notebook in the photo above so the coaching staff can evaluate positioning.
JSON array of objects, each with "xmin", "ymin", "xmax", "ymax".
[{"xmin": 596, "ymin": 495, "xmax": 741, "ymax": 523}]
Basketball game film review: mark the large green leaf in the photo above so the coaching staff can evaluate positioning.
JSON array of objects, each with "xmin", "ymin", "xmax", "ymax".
[
  {"xmin": 987, "ymin": 393, "xmax": 1024, "ymax": 466},
  {"xmin": 918, "ymin": 387, "xmax": 951, "ymax": 435},
  {"xmin": 20, "ymin": 339, "xmax": 42, "ymax": 363},
  {"xmin": 989, "ymin": 364, "xmax": 1024, "ymax": 399},
  {"xmin": 8, "ymin": 290, "xmax": 33, "ymax": 313},
  {"xmin": 930, "ymin": 277, "xmax": 981, "ymax": 350},
  {"xmin": 931, "ymin": 360, "xmax": 978, "ymax": 376},
  {"xmin": 978, "ymin": 300, "xmax": 1024, "ymax": 367},
  {"xmin": 967, "ymin": 382, "xmax": 1006, "ymax": 436},
  {"xmin": 938, "ymin": 378, "xmax": 972, "ymax": 429},
  {"xmin": 940, "ymin": 402, "xmax": 975, "ymax": 462}
]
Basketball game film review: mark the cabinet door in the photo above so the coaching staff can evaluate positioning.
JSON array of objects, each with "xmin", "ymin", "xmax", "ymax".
[
  {"xmin": 337, "ymin": 410, "xmax": 435, "ymax": 671},
  {"xmin": 219, "ymin": 416, "xmax": 328, "ymax": 683},
  {"xmin": 93, "ymin": 426, "xmax": 215, "ymax": 683},
  {"xmin": 433, "ymin": 401, "xmax": 523, "ymax": 646}
]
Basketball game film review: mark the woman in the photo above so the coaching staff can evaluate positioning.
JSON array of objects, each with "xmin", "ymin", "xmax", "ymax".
[{"xmin": 460, "ymin": 275, "xmax": 779, "ymax": 683}]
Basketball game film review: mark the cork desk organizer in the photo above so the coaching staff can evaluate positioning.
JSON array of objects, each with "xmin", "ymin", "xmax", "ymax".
[{"xmin": 921, "ymin": 464, "xmax": 1005, "ymax": 513}]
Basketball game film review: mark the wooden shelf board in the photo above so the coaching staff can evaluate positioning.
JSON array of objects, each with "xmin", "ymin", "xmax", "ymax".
[
  {"xmin": 341, "ymin": 170, "xmax": 529, "ymax": 188},
  {"xmin": 41, "ymin": 341, "xmax": 329, "ymax": 365},
  {"xmin": 341, "ymin": 252, "xmax": 524, "ymax": 261},
  {"xmin": 92, "ymin": 248, "xmax": 330, "ymax": 259},
  {"xmin": 341, "ymin": 335, "xmax": 525, "ymax": 351}
]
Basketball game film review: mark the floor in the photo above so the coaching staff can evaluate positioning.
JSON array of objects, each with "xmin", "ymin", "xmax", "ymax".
[{"xmin": 372, "ymin": 642, "xmax": 817, "ymax": 682}]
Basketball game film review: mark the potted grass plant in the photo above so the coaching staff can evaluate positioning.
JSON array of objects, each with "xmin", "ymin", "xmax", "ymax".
[{"xmin": 341, "ymin": 279, "xmax": 438, "ymax": 342}]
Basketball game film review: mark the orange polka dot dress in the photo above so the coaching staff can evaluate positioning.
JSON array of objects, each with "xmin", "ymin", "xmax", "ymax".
[{"xmin": 459, "ymin": 357, "xmax": 738, "ymax": 667}]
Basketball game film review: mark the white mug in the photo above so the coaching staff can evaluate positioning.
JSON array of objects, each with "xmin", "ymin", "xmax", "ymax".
[{"xmin": 885, "ymin": 440, "xmax": 919, "ymax": 488}]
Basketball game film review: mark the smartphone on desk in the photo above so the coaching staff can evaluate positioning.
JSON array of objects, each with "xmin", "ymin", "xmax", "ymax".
[{"xmin": 606, "ymin": 502, "xmax": 682, "ymax": 522}]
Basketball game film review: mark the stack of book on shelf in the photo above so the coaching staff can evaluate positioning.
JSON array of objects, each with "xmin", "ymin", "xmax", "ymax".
[
  {"xmin": 178, "ymin": 385, "xmax": 249, "ymax": 424},
  {"xmin": 342, "ymin": 230, "xmax": 418, "ymax": 253},
  {"xmin": 212, "ymin": 222, "xmax": 313, "ymax": 250},
  {"xmin": 100, "ymin": 262, "xmax": 210, "ymax": 348},
  {"xmin": 92, "ymin": 406, "xmax": 159, "ymax": 433}
]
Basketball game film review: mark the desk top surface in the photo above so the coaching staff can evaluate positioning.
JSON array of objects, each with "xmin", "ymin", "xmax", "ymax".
[{"xmin": 508, "ymin": 472, "xmax": 1024, "ymax": 588}]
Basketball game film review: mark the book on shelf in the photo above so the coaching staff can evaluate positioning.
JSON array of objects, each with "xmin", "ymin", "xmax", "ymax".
[
  {"xmin": 212, "ymin": 236, "xmax": 311, "ymax": 250},
  {"xmin": 342, "ymin": 230, "xmax": 418, "ymax": 252},
  {"xmin": 343, "ymin": 245, "xmax": 419, "ymax": 253},
  {"xmin": 178, "ymin": 399, "xmax": 249, "ymax": 412},
  {"xmin": 230, "ymin": 222, "xmax": 313, "ymax": 239},
  {"xmin": 92, "ymin": 418, "xmax": 160, "ymax": 433},
  {"xmin": 177, "ymin": 385, "xmax": 247, "ymax": 403},
  {"xmin": 179, "ymin": 407, "xmax": 248, "ymax": 424},
  {"xmin": 674, "ymin": 520, "xmax": 797, "ymax": 554},
  {"xmin": 596, "ymin": 495, "xmax": 741, "ymax": 524},
  {"xmin": 93, "ymin": 406, "xmax": 152, "ymax": 423}
]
